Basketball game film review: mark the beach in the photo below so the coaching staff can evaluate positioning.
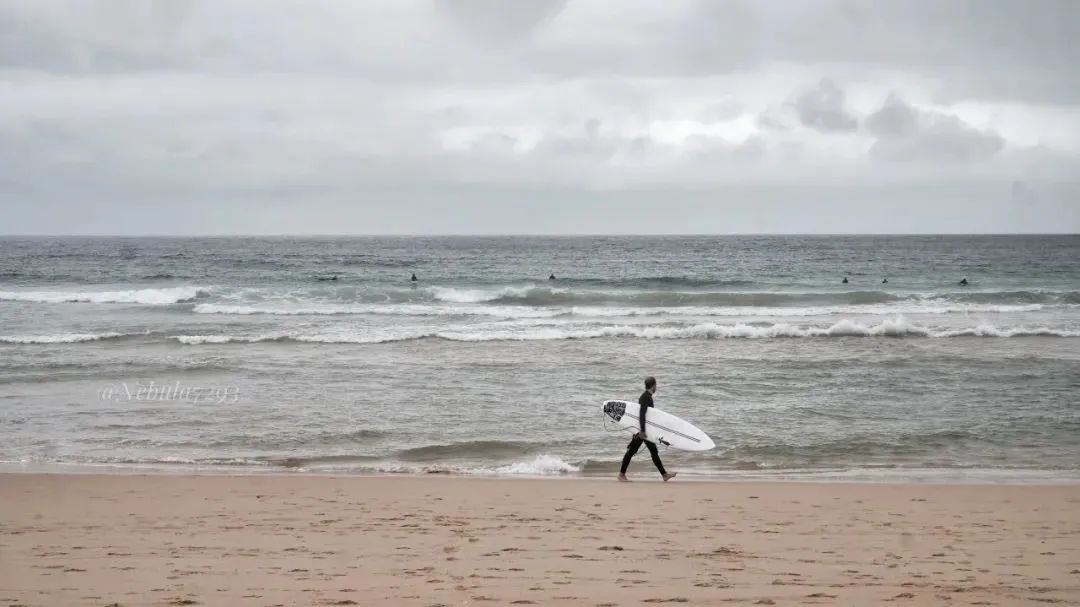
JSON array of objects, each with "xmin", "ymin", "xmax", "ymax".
[{"xmin": 2, "ymin": 474, "xmax": 1078, "ymax": 606}]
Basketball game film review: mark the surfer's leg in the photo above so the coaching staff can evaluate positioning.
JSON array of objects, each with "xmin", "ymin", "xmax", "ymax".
[
  {"xmin": 620, "ymin": 436, "xmax": 643, "ymax": 474},
  {"xmin": 645, "ymin": 441, "xmax": 667, "ymax": 476}
]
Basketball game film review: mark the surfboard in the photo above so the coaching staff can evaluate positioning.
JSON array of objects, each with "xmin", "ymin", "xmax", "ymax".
[{"xmin": 602, "ymin": 400, "xmax": 715, "ymax": 452}]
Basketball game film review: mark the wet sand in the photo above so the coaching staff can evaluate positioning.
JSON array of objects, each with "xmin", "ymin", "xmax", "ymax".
[{"xmin": 1, "ymin": 474, "xmax": 1078, "ymax": 606}]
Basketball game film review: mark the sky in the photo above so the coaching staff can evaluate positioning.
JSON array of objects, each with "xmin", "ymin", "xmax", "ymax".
[{"xmin": 1, "ymin": 0, "xmax": 1078, "ymax": 234}]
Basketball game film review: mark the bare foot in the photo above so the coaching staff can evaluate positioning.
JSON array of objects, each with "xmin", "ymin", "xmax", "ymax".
[
  {"xmin": 617, "ymin": 474, "xmax": 630, "ymax": 482},
  {"xmin": 662, "ymin": 472, "xmax": 677, "ymax": 482}
]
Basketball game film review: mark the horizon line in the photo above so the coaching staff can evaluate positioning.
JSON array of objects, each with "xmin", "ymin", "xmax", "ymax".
[{"xmin": 1, "ymin": 232, "xmax": 1078, "ymax": 238}]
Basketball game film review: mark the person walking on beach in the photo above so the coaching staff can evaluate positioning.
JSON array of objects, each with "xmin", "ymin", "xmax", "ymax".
[{"xmin": 618, "ymin": 376, "xmax": 676, "ymax": 482}]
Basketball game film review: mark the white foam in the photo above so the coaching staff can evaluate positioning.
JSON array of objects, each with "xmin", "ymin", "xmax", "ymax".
[
  {"xmin": 436, "ymin": 323, "xmax": 802, "ymax": 341},
  {"xmin": 427, "ymin": 285, "xmax": 546, "ymax": 303},
  {"xmin": 472, "ymin": 455, "xmax": 581, "ymax": 476},
  {"xmin": 192, "ymin": 302, "xmax": 559, "ymax": 319},
  {"xmin": 569, "ymin": 303, "xmax": 1046, "ymax": 318},
  {"xmin": 0, "ymin": 332, "xmax": 124, "ymax": 344},
  {"xmin": 171, "ymin": 330, "xmax": 431, "ymax": 345},
  {"xmin": 169, "ymin": 317, "xmax": 1079, "ymax": 345},
  {"xmin": 172, "ymin": 335, "xmax": 237, "ymax": 345},
  {"xmin": 192, "ymin": 301, "xmax": 1047, "ymax": 321},
  {"xmin": 0, "ymin": 287, "xmax": 206, "ymax": 305},
  {"xmin": 933, "ymin": 325, "xmax": 1079, "ymax": 338},
  {"xmin": 440, "ymin": 317, "xmax": 1079, "ymax": 340}
]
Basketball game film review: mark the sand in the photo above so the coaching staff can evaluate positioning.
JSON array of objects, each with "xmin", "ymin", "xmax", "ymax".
[{"xmin": 1, "ymin": 474, "xmax": 1078, "ymax": 606}]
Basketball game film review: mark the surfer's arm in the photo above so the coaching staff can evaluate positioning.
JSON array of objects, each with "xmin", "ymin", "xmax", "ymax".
[{"xmin": 638, "ymin": 397, "xmax": 649, "ymax": 435}]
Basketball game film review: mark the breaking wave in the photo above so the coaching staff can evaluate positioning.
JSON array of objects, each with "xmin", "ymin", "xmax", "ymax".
[
  {"xmin": 0, "ymin": 286, "xmax": 207, "ymax": 305},
  {"xmin": 479, "ymin": 455, "xmax": 581, "ymax": 476},
  {"xmin": 0, "ymin": 332, "xmax": 128, "ymax": 344},
  {"xmin": 396, "ymin": 440, "xmax": 540, "ymax": 461},
  {"xmin": 427, "ymin": 285, "xmax": 542, "ymax": 303},
  {"xmin": 296, "ymin": 454, "xmax": 580, "ymax": 476},
  {"xmin": 427, "ymin": 286, "xmax": 905, "ymax": 307},
  {"xmin": 192, "ymin": 301, "xmax": 1045, "ymax": 319},
  {"xmin": 125, "ymin": 455, "xmax": 578, "ymax": 476},
  {"xmin": 418, "ymin": 286, "xmax": 1080, "ymax": 308},
  {"xmin": 192, "ymin": 302, "xmax": 560, "ymax": 318},
  {"xmin": 168, "ymin": 317, "xmax": 1079, "ymax": 345}
]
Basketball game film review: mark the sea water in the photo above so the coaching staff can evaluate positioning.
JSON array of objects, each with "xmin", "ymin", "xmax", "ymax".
[{"xmin": 1, "ymin": 235, "xmax": 1078, "ymax": 481}]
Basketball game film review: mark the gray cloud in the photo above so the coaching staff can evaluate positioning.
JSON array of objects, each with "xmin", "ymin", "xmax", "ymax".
[
  {"xmin": 866, "ymin": 95, "xmax": 1005, "ymax": 164},
  {"xmin": 865, "ymin": 94, "xmax": 920, "ymax": 139},
  {"xmin": 770, "ymin": 0, "xmax": 1080, "ymax": 103},
  {"xmin": 0, "ymin": 0, "xmax": 1077, "ymax": 234},
  {"xmin": 440, "ymin": 0, "xmax": 566, "ymax": 44},
  {"xmin": 792, "ymin": 78, "xmax": 858, "ymax": 132}
]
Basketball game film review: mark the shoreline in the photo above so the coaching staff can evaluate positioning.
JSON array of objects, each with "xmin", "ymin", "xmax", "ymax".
[
  {"xmin": 3, "ymin": 463, "xmax": 1080, "ymax": 485},
  {"xmin": 2, "ymin": 473, "xmax": 1078, "ymax": 606}
]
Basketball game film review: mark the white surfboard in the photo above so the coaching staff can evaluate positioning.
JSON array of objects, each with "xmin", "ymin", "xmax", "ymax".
[{"xmin": 603, "ymin": 400, "xmax": 715, "ymax": 452}]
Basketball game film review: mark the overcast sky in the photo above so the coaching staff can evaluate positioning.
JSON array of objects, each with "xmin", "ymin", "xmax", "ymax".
[{"xmin": 1, "ymin": 0, "xmax": 1078, "ymax": 234}]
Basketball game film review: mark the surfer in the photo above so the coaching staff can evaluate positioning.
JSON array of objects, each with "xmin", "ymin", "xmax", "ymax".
[
  {"xmin": 959, "ymin": 277, "xmax": 969, "ymax": 286},
  {"xmin": 842, "ymin": 276, "xmax": 848, "ymax": 284},
  {"xmin": 411, "ymin": 273, "xmax": 418, "ymax": 282},
  {"xmin": 882, "ymin": 277, "xmax": 888, "ymax": 284},
  {"xmin": 549, "ymin": 273, "xmax": 556, "ymax": 280},
  {"xmin": 617, "ymin": 376, "xmax": 676, "ymax": 482}
]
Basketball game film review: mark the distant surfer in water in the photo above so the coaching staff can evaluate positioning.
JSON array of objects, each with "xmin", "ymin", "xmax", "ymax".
[
  {"xmin": 411, "ymin": 273, "xmax": 418, "ymax": 282},
  {"xmin": 549, "ymin": 273, "xmax": 556, "ymax": 280},
  {"xmin": 842, "ymin": 276, "xmax": 848, "ymax": 284},
  {"xmin": 618, "ymin": 376, "xmax": 676, "ymax": 482},
  {"xmin": 959, "ymin": 277, "xmax": 969, "ymax": 286},
  {"xmin": 882, "ymin": 277, "xmax": 888, "ymax": 284}
]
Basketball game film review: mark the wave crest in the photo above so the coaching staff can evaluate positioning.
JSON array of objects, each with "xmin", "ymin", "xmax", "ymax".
[
  {"xmin": 0, "ymin": 332, "xmax": 127, "ymax": 344},
  {"xmin": 192, "ymin": 302, "xmax": 559, "ymax": 318},
  {"xmin": 428, "ymin": 285, "xmax": 543, "ymax": 303},
  {"xmin": 0, "ymin": 286, "xmax": 207, "ymax": 305},
  {"xmin": 397, "ymin": 440, "xmax": 538, "ymax": 462},
  {"xmin": 483, "ymin": 455, "xmax": 581, "ymax": 475},
  {"xmin": 168, "ymin": 317, "xmax": 1079, "ymax": 345}
]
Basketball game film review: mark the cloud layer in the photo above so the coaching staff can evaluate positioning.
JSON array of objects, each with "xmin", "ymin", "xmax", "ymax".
[{"xmin": 1, "ymin": 0, "xmax": 1077, "ymax": 233}]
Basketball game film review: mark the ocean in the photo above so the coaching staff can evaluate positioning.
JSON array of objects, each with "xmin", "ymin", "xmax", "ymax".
[{"xmin": 1, "ymin": 235, "xmax": 1078, "ymax": 481}]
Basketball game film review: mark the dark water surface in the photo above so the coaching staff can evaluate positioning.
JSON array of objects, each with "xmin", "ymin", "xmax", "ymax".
[{"xmin": 1, "ymin": 235, "xmax": 1078, "ymax": 480}]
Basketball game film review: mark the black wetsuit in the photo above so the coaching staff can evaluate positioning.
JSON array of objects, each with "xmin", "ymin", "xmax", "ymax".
[{"xmin": 619, "ymin": 390, "xmax": 667, "ymax": 476}]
